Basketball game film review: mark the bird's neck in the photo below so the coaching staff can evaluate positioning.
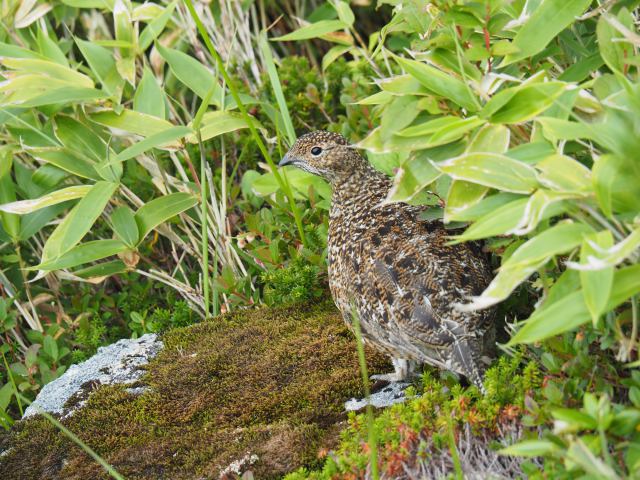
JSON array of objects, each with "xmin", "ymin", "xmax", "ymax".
[{"xmin": 330, "ymin": 165, "xmax": 391, "ymax": 215}]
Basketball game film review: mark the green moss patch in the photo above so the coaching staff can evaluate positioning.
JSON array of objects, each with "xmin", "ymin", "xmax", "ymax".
[{"xmin": 0, "ymin": 302, "xmax": 389, "ymax": 479}]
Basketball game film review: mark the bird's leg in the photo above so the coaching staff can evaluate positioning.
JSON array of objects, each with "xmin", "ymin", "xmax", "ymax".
[{"xmin": 371, "ymin": 358, "xmax": 416, "ymax": 382}]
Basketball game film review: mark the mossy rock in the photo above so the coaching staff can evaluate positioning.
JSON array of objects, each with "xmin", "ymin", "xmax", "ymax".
[{"xmin": 0, "ymin": 302, "xmax": 389, "ymax": 479}]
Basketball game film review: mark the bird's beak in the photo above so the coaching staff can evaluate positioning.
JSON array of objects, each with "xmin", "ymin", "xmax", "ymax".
[{"xmin": 278, "ymin": 153, "xmax": 296, "ymax": 167}]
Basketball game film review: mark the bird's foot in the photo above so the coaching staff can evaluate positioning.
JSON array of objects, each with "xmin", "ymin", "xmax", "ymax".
[{"xmin": 370, "ymin": 358, "xmax": 417, "ymax": 384}]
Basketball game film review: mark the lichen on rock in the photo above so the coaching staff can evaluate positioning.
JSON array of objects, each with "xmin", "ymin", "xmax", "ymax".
[{"xmin": 0, "ymin": 301, "xmax": 389, "ymax": 479}]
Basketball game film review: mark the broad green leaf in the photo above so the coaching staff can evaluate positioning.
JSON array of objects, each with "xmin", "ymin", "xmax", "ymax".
[
  {"xmin": 43, "ymin": 335, "xmax": 58, "ymax": 361},
  {"xmin": 536, "ymin": 154, "xmax": 592, "ymax": 194},
  {"xmin": 377, "ymin": 74, "xmax": 428, "ymax": 96},
  {"xmin": 395, "ymin": 56, "xmax": 479, "ymax": 112},
  {"xmin": 396, "ymin": 117, "xmax": 463, "ymax": 138},
  {"xmin": 19, "ymin": 202, "xmax": 70, "ymax": 241},
  {"xmin": 0, "ymin": 58, "xmax": 93, "ymax": 87},
  {"xmin": 156, "ymin": 43, "xmax": 221, "ymax": 105},
  {"xmin": 593, "ymin": 154, "xmax": 640, "ymax": 217},
  {"xmin": 499, "ymin": 440, "xmax": 560, "ymax": 457},
  {"xmin": 0, "ymin": 174, "xmax": 20, "ymax": 240},
  {"xmin": 551, "ymin": 409, "xmax": 598, "ymax": 430},
  {"xmin": 54, "ymin": 116, "xmax": 108, "ymax": 164},
  {"xmin": 35, "ymin": 239, "xmax": 128, "ymax": 271},
  {"xmin": 452, "ymin": 198, "xmax": 528, "ymax": 241},
  {"xmin": 597, "ymin": 10, "xmax": 634, "ymax": 74},
  {"xmin": 134, "ymin": 192, "xmax": 198, "ymax": 243},
  {"xmin": 73, "ymin": 260, "xmax": 128, "ymax": 280},
  {"xmin": 579, "ymin": 231, "xmax": 614, "ymax": 324},
  {"xmin": 537, "ymin": 117, "xmax": 597, "ymax": 143},
  {"xmin": 252, "ymin": 168, "xmax": 331, "ymax": 201},
  {"xmin": 0, "ymin": 185, "xmax": 91, "ymax": 214},
  {"xmin": 30, "ymin": 149, "xmax": 100, "ymax": 180},
  {"xmin": 481, "ymin": 82, "xmax": 567, "ymax": 124},
  {"xmin": 459, "ymin": 222, "xmax": 593, "ymax": 311},
  {"xmin": 332, "ymin": 0, "xmax": 354, "ymax": 26},
  {"xmin": 110, "ymin": 206, "xmax": 138, "ymax": 247},
  {"xmin": 509, "ymin": 265, "xmax": 640, "ymax": 345},
  {"xmin": 90, "ymin": 109, "xmax": 175, "ymax": 137},
  {"xmin": 133, "ymin": 67, "xmax": 166, "ymax": 118},
  {"xmin": 115, "ymin": 126, "xmax": 191, "ymax": 162},
  {"xmin": 322, "ymin": 45, "xmax": 352, "ymax": 71},
  {"xmin": 504, "ymin": 190, "xmax": 573, "ymax": 235},
  {"xmin": 446, "ymin": 192, "xmax": 522, "ymax": 223},
  {"xmin": 387, "ymin": 152, "xmax": 442, "ymax": 203},
  {"xmin": 187, "ymin": 111, "xmax": 253, "ymax": 143},
  {"xmin": 272, "ymin": 20, "xmax": 348, "ymax": 41},
  {"xmin": 444, "ymin": 181, "xmax": 488, "ymax": 223},
  {"xmin": 567, "ymin": 228, "xmax": 640, "ymax": 272},
  {"xmin": 567, "ymin": 439, "xmax": 621, "ymax": 480},
  {"xmin": 466, "ymin": 124, "xmax": 510, "ymax": 153},
  {"xmin": 436, "ymin": 152, "xmax": 538, "ymax": 193},
  {"xmin": 506, "ymin": 141, "xmax": 556, "ymax": 164},
  {"xmin": 502, "ymin": 0, "xmax": 593, "ymax": 66},
  {"xmin": 139, "ymin": 0, "xmax": 177, "ymax": 50},
  {"xmin": 75, "ymin": 38, "xmax": 123, "ymax": 97},
  {"xmin": 41, "ymin": 181, "xmax": 119, "ymax": 262},
  {"xmin": 3, "ymin": 87, "xmax": 107, "ymax": 107},
  {"xmin": 113, "ymin": 0, "xmax": 135, "ymax": 85}
]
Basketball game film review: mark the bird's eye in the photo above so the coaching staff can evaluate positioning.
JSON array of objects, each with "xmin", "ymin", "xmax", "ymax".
[{"xmin": 310, "ymin": 146, "xmax": 322, "ymax": 156}]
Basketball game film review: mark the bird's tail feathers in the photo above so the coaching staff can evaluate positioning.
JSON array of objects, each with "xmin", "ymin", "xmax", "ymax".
[{"xmin": 451, "ymin": 338, "xmax": 486, "ymax": 395}]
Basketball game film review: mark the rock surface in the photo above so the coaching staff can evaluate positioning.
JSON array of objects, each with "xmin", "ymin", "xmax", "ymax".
[
  {"xmin": 0, "ymin": 302, "xmax": 390, "ymax": 480},
  {"xmin": 23, "ymin": 334, "xmax": 163, "ymax": 418}
]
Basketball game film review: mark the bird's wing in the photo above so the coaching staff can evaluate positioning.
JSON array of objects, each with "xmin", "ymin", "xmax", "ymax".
[{"xmin": 356, "ymin": 221, "xmax": 491, "ymax": 347}]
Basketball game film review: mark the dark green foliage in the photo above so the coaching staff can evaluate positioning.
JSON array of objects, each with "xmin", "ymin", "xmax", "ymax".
[{"xmin": 261, "ymin": 258, "xmax": 324, "ymax": 306}]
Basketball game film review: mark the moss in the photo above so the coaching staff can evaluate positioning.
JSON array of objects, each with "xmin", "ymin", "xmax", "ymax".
[{"xmin": 0, "ymin": 301, "xmax": 389, "ymax": 479}]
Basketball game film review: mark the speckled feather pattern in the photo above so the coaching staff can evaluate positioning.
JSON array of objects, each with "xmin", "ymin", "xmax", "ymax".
[{"xmin": 282, "ymin": 131, "xmax": 496, "ymax": 390}]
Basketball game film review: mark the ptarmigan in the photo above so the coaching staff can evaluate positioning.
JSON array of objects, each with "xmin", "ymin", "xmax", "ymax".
[{"xmin": 279, "ymin": 131, "xmax": 495, "ymax": 392}]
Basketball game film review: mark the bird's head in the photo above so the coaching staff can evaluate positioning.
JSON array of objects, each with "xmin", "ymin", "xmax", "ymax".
[{"xmin": 279, "ymin": 131, "xmax": 368, "ymax": 183}]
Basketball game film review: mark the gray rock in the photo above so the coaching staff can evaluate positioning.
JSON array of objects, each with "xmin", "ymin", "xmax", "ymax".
[
  {"xmin": 23, "ymin": 334, "xmax": 163, "ymax": 418},
  {"xmin": 344, "ymin": 381, "xmax": 410, "ymax": 411}
]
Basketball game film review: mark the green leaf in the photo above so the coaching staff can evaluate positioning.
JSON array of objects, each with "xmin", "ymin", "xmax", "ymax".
[
  {"xmin": 41, "ymin": 181, "xmax": 119, "ymax": 262},
  {"xmin": 0, "ymin": 173, "xmax": 20, "ymax": 240},
  {"xmin": 436, "ymin": 152, "xmax": 538, "ymax": 193},
  {"xmin": 72, "ymin": 260, "xmax": 128, "ymax": 280},
  {"xmin": 138, "ymin": 0, "xmax": 177, "ymax": 51},
  {"xmin": 75, "ymin": 38, "xmax": 123, "ymax": 97},
  {"xmin": 110, "ymin": 206, "xmax": 139, "ymax": 247},
  {"xmin": 459, "ymin": 222, "xmax": 593, "ymax": 311},
  {"xmin": 90, "ymin": 109, "xmax": 175, "ymax": 138},
  {"xmin": 466, "ymin": 124, "xmax": 510, "ymax": 153},
  {"xmin": 4, "ymin": 87, "xmax": 107, "ymax": 108},
  {"xmin": 481, "ymin": 82, "xmax": 567, "ymax": 124},
  {"xmin": 568, "ymin": 228, "xmax": 640, "ymax": 272},
  {"xmin": 387, "ymin": 151, "xmax": 442, "ymax": 203},
  {"xmin": 0, "ymin": 185, "xmax": 92, "ymax": 214},
  {"xmin": 593, "ymin": 154, "xmax": 640, "ymax": 217},
  {"xmin": 0, "ymin": 57, "xmax": 93, "ymax": 87},
  {"xmin": 133, "ymin": 67, "xmax": 166, "ymax": 118},
  {"xmin": 499, "ymin": 440, "xmax": 560, "ymax": 457},
  {"xmin": 322, "ymin": 45, "xmax": 352, "ymax": 71},
  {"xmin": 43, "ymin": 335, "xmax": 58, "ymax": 361},
  {"xmin": 509, "ymin": 265, "xmax": 640, "ymax": 345},
  {"xmin": 597, "ymin": 10, "xmax": 634, "ymax": 74},
  {"xmin": 536, "ymin": 154, "xmax": 592, "ymax": 194},
  {"xmin": 156, "ymin": 43, "xmax": 221, "ymax": 105},
  {"xmin": 578, "ymin": 231, "xmax": 614, "ymax": 324},
  {"xmin": 395, "ymin": 56, "xmax": 479, "ymax": 112},
  {"xmin": 30, "ymin": 149, "xmax": 101, "ymax": 181},
  {"xmin": 502, "ymin": 0, "xmax": 593, "ymax": 66},
  {"xmin": 444, "ymin": 181, "xmax": 488, "ymax": 223},
  {"xmin": 34, "ymin": 239, "xmax": 129, "ymax": 271},
  {"xmin": 272, "ymin": 20, "xmax": 348, "ymax": 41},
  {"xmin": 187, "ymin": 111, "xmax": 253, "ymax": 143},
  {"xmin": 134, "ymin": 193, "xmax": 198, "ymax": 243},
  {"xmin": 115, "ymin": 126, "xmax": 191, "ymax": 162}
]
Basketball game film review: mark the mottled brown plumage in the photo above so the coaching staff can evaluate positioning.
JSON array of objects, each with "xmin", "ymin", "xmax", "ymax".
[{"xmin": 280, "ymin": 131, "xmax": 495, "ymax": 392}]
